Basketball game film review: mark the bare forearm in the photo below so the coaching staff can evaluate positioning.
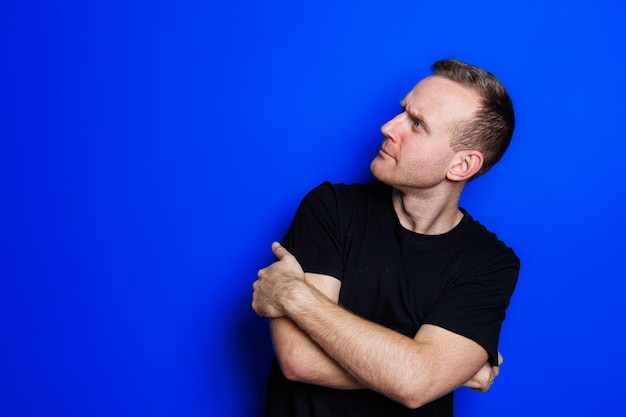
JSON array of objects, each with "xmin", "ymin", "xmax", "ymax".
[
  {"xmin": 283, "ymin": 282, "xmax": 485, "ymax": 409},
  {"xmin": 271, "ymin": 317, "xmax": 364, "ymax": 389}
]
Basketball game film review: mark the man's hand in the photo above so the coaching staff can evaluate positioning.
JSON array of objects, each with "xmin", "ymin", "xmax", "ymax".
[
  {"xmin": 252, "ymin": 242, "xmax": 306, "ymax": 318},
  {"xmin": 462, "ymin": 352, "xmax": 503, "ymax": 393}
]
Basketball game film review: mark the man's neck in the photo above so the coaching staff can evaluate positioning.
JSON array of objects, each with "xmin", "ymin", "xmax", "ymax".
[{"xmin": 391, "ymin": 187, "xmax": 464, "ymax": 235}]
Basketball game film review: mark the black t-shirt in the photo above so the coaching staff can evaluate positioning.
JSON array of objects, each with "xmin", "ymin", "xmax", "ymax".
[{"xmin": 265, "ymin": 182, "xmax": 520, "ymax": 417}]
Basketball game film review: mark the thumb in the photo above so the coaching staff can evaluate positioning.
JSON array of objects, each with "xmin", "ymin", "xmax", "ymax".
[{"xmin": 271, "ymin": 241, "xmax": 291, "ymax": 260}]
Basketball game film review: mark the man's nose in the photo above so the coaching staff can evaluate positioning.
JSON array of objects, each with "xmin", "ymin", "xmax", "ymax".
[{"xmin": 381, "ymin": 113, "xmax": 404, "ymax": 140}]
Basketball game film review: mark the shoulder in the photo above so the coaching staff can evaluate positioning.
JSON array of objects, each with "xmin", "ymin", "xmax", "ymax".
[
  {"xmin": 458, "ymin": 210, "xmax": 520, "ymax": 270},
  {"xmin": 304, "ymin": 181, "xmax": 390, "ymax": 207}
]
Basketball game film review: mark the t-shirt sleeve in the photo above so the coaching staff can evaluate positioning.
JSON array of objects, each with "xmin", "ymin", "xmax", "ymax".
[
  {"xmin": 281, "ymin": 182, "xmax": 345, "ymax": 281},
  {"xmin": 423, "ymin": 250, "xmax": 520, "ymax": 366}
]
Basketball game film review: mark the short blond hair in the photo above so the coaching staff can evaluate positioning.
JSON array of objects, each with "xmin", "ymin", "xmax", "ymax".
[{"xmin": 432, "ymin": 59, "xmax": 515, "ymax": 178}]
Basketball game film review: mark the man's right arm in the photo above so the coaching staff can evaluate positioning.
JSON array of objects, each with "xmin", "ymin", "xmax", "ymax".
[{"xmin": 270, "ymin": 272, "xmax": 365, "ymax": 389}]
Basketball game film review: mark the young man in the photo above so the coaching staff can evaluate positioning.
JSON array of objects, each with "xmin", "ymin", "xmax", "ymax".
[{"xmin": 252, "ymin": 59, "xmax": 520, "ymax": 417}]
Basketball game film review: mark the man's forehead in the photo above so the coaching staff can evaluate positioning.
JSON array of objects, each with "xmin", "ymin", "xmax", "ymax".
[
  {"xmin": 402, "ymin": 75, "xmax": 480, "ymax": 117},
  {"xmin": 406, "ymin": 75, "xmax": 473, "ymax": 97}
]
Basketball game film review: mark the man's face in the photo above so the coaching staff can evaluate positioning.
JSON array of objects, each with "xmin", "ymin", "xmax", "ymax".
[{"xmin": 370, "ymin": 75, "xmax": 480, "ymax": 190}]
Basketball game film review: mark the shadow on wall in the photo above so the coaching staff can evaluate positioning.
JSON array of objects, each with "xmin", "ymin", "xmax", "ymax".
[{"xmin": 231, "ymin": 272, "xmax": 275, "ymax": 416}]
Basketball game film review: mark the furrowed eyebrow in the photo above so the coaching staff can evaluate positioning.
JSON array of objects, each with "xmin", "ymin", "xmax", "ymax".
[{"xmin": 400, "ymin": 100, "xmax": 430, "ymax": 133}]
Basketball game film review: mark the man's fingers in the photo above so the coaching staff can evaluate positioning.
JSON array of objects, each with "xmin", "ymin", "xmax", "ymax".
[
  {"xmin": 465, "ymin": 356, "xmax": 504, "ymax": 393},
  {"xmin": 271, "ymin": 241, "xmax": 291, "ymax": 260}
]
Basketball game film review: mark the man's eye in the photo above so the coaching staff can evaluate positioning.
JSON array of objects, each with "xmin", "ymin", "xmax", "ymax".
[{"xmin": 413, "ymin": 120, "xmax": 424, "ymax": 129}]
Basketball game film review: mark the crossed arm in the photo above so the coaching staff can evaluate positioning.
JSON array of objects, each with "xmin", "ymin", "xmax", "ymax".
[{"xmin": 252, "ymin": 242, "xmax": 501, "ymax": 409}]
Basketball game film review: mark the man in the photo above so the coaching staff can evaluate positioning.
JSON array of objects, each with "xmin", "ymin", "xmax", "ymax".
[{"xmin": 252, "ymin": 58, "xmax": 519, "ymax": 417}]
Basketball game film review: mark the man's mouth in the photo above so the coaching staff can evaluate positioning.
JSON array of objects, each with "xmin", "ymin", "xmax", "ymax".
[{"xmin": 380, "ymin": 147, "xmax": 393, "ymax": 158}]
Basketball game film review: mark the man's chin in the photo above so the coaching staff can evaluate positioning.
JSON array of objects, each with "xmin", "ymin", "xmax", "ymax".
[
  {"xmin": 370, "ymin": 158, "xmax": 388, "ymax": 179},
  {"xmin": 369, "ymin": 161, "xmax": 380, "ymax": 180},
  {"xmin": 370, "ymin": 165, "xmax": 390, "ymax": 185}
]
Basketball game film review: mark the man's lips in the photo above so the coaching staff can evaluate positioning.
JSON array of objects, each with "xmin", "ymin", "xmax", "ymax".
[{"xmin": 379, "ymin": 147, "xmax": 394, "ymax": 159}]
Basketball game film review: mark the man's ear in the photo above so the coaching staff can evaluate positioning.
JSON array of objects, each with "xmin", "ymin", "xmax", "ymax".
[{"xmin": 447, "ymin": 150, "xmax": 484, "ymax": 182}]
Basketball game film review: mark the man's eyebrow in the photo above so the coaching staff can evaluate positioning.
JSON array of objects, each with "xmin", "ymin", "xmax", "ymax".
[{"xmin": 400, "ymin": 100, "xmax": 430, "ymax": 132}]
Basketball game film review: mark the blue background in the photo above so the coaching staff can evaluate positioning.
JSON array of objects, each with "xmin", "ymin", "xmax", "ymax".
[{"xmin": 2, "ymin": 0, "xmax": 625, "ymax": 416}]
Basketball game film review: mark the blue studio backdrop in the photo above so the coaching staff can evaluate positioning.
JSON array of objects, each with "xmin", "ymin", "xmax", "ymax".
[{"xmin": 2, "ymin": 0, "xmax": 625, "ymax": 416}]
